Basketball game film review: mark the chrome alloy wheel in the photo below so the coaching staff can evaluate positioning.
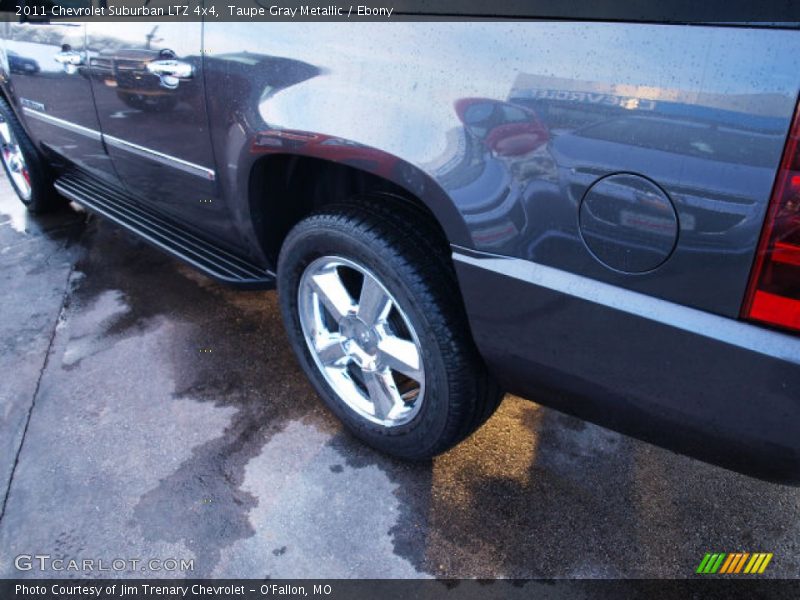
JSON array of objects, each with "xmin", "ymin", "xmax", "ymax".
[
  {"xmin": 298, "ymin": 256, "xmax": 425, "ymax": 427},
  {"xmin": 0, "ymin": 115, "xmax": 31, "ymax": 201}
]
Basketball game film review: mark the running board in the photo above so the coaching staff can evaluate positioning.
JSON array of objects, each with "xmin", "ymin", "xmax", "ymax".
[{"xmin": 54, "ymin": 170, "xmax": 275, "ymax": 288}]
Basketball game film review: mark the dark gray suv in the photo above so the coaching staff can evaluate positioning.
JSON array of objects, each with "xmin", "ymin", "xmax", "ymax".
[{"xmin": 1, "ymin": 19, "xmax": 799, "ymax": 483}]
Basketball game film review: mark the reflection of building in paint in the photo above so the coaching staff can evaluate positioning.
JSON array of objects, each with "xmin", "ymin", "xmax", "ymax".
[
  {"xmin": 419, "ymin": 72, "xmax": 792, "ymax": 256},
  {"xmin": 509, "ymin": 74, "xmax": 788, "ymax": 133}
]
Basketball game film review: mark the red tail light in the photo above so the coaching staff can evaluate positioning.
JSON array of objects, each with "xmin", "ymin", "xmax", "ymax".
[{"xmin": 742, "ymin": 102, "xmax": 800, "ymax": 333}]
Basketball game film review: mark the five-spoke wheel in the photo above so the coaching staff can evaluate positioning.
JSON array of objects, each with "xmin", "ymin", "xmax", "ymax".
[
  {"xmin": 0, "ymin": 114, "xmax": 31, "ymax": 201},
  {"xmin": 299, "ymin": 256, "xmax": 425, "ymax": 426},
  {"xmin": 278, "ymin": 201, "xmax": 503, "ymax": 459},
  {"xmin": 0, "ymin": 96, "xmax": 62, "ymax": 212}
]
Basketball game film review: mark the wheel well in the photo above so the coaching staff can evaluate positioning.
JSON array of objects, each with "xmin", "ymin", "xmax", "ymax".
[{"xmin": 249, "ymin": 154, "xmax": 451, "ymax": 267}]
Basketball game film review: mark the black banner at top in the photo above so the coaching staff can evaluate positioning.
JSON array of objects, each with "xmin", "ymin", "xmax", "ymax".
[{"xmin": 0, "ymin": 0, "xmax": 799, "ymax": 23}]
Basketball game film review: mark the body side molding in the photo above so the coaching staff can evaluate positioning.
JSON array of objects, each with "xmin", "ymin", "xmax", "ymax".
[{"xmin": 452, "ymin": 247, "xmax": 800, "ymax": 365}]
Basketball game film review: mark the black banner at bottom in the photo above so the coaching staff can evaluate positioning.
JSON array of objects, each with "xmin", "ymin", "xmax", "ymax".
[{"xmin": 3, "ymin": 579, "xmax": 800, "ymax": 600}]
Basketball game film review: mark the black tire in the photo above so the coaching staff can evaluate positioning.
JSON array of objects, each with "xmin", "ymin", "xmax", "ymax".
[
  {"xmin": 277, "ymin": 198, "xmax": 503, "ymax": 459},
  {"xmin": 0, "ymin": 96, "xmax": 62, "ymax": 213}
]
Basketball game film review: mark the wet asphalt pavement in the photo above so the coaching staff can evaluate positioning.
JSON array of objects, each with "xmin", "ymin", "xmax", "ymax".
[{"xmin": 0, "ymin": 175, "xmax": 799, "ymax": 580}]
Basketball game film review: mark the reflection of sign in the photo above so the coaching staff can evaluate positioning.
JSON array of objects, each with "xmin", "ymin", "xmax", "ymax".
[{"xmin": 516, "ymin": 89, "xmax": 656, "ymax": 111}]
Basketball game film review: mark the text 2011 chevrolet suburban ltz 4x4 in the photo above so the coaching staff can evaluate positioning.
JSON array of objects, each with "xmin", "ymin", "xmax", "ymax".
[{"xmin": 1, "ymin": 18, "xmax": 799, "ymax": 482}]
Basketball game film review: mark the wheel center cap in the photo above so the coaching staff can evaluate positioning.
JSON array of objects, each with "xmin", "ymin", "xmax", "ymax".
[{"xmin": 339, "ymin": 316, "xmax": 379, "ymax": 363}]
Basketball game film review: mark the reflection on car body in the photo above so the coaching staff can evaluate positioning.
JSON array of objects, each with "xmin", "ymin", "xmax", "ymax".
[{"xmin": 2, "ymin": 21, "xmax": 800, "ymax": 483}]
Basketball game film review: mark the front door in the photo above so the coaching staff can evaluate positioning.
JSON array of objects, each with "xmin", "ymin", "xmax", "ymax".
[{"xmin": 85, "ymin": 23, "xmax": 231, "ymax": 243}]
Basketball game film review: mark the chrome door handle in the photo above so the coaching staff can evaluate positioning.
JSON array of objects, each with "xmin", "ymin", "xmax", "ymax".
[
  {"xmin": 146, "ymin": 60, "xmax": 193, "ymax": 90},
  {"xmin": 54, "ymin": 50, "xmax": 83, "ymax": 74}
]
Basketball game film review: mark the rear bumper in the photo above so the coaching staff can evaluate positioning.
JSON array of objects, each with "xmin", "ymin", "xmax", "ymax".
[{"xmin": 453, "ymin": 247, "xmax": 800, "ymax": 484}]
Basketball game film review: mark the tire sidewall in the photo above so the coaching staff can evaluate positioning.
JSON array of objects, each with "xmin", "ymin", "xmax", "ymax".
[{"xmin": 278, "ymin": 217, "xmax": 453, "ymax": 457}]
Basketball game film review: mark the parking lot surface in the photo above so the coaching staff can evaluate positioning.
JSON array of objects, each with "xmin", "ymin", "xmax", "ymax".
[{"xmin": 1, "ymin": 176, "xmax": 799, "ymax": 579}]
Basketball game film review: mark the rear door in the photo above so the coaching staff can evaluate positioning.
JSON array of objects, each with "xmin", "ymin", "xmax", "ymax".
[
  {"xmin": 85, "ymin": 23, "xmax": 232, "ymax": 243},
  {"xmin": 3, "ymin": 19, "xmax": 115, "ymax": 182}
]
